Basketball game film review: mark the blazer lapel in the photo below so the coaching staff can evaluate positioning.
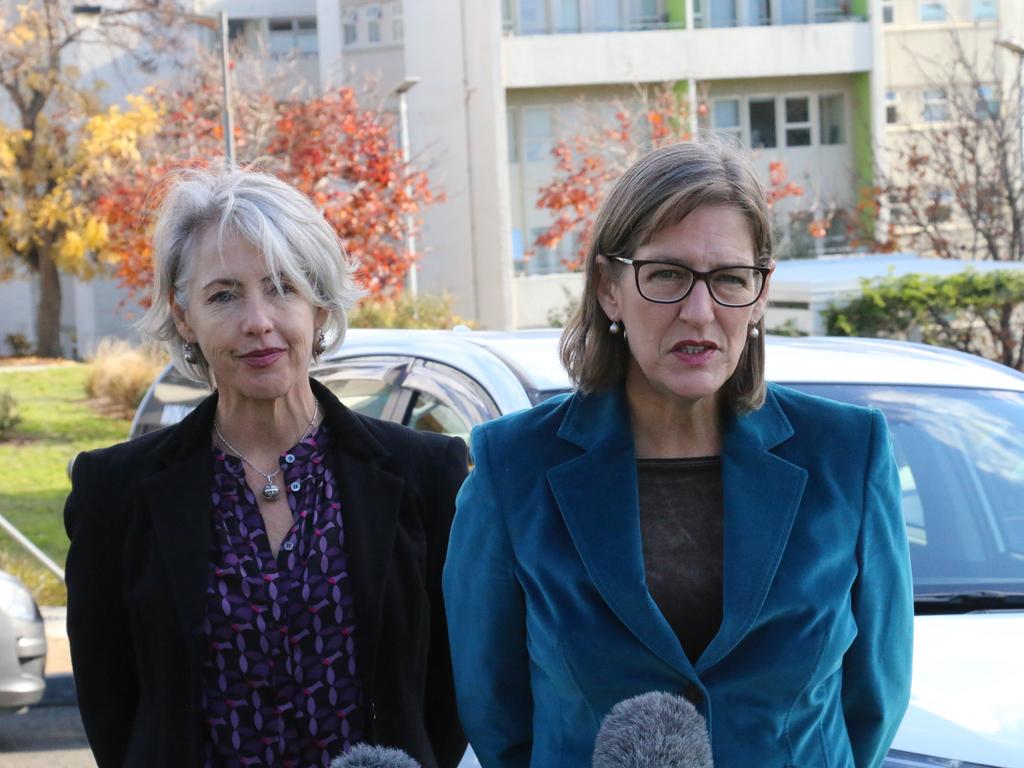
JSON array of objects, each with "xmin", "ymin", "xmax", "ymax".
[
  {"xmin": 311, "ymin": 379, "xmax": 405, "ymax": 688},
  {"xmin": 697, "ymin": 387, "xmax": 808, "ymax": 672},
  {"xmin": 141, "ymin": 392, "xmax": 218, "ymax": 657},
  {"xmin": 547, "ymin": 390, "xmax": 694, "ymax": 678}
]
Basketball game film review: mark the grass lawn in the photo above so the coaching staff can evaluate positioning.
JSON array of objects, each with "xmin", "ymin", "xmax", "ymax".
[{"xmin": 0, "ymin": 364, "xmax": 131, "ymax": 605}]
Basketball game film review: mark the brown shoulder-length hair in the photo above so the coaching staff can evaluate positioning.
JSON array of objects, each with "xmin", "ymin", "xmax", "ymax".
[{"xmin": 559, "ymin": 139, "xmax": 774, "ymax": 413}]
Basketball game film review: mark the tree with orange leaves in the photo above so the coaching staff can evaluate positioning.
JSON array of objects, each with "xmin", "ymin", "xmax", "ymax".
[
  {"xmin": 533, "ymin": 85, "xmax": 807, "ymax": 271},
  {"xmin": 98, "ymin": 62, "xmax": 440, "ymax": 303}
]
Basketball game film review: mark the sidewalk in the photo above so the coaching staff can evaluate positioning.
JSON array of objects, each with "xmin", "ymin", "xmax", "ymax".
[{"xmin": 40, "ymin": 606, "xmax": 72, "ymax": 676}]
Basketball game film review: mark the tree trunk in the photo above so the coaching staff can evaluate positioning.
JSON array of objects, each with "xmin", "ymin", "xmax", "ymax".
[{"xmin": 35, "ymin": 247, "xmax": 63, "ymax": 357}]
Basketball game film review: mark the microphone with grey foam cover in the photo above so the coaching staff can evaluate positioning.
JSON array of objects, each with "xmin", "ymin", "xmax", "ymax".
[
  {"xmin": 592, "ymin": 691, "xmax": 714, "ymax": 768},
  {"xmin": 329, "ymin": 743, "xmax": 422, "ymax": 768}
]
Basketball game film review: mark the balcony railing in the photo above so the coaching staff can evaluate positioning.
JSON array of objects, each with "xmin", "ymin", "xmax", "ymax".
[{"xmin": 502, "ymin": 0, "xmax": 864, "ymax": 36}]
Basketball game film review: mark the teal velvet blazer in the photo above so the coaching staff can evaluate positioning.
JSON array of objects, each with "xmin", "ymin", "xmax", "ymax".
[{"xmin": 443, "ymin": 383, "xmax": 912, "ymax": 768}]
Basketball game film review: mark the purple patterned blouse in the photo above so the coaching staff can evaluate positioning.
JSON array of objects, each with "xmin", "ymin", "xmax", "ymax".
[{"xmin": 202, "ymin": 423, "xmax": 364, "ymax": 768}]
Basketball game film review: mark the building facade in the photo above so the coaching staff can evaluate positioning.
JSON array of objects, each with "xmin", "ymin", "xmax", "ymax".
[{"xmin": 5, "ymin": 0, "xmax": 1022, "ymax": 357}]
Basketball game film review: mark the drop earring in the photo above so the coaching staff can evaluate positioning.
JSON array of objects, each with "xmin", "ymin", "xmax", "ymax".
[
  {"xmin": 748, "ymin": 326, "xmax": 760, "ymax": 339},
  {"xmin": 183, "ymin": 341, "xmax": 197, "ymax": 364},
  {"xmin": 609, "ymin": 321, "xmax": 622, "ymax": 335},
  {"xmin": 314, "ymin": 329, "xmax": 327, "ymax": 357}
]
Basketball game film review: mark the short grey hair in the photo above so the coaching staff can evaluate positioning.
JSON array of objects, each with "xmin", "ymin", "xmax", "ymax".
[{"xmin": 139, "ymin": 168, "xmax": 362, "ymax": 385}]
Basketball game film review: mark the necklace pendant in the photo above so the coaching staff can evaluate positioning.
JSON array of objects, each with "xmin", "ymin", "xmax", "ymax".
[{"xmin": 262, "ymin": 482, "xmax": 280, "ymax": 501}]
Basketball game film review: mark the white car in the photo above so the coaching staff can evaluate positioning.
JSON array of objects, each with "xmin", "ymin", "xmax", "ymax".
[
  {"xmin": 0, "ymin": 569, "xmax": 46, "ymax": 711},
  {"xmin": 133, "ymin": 329, "xmax": 1024, "ymax": 768}
]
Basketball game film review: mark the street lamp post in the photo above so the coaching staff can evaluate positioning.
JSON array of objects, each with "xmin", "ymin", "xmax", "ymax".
[
  {"xmin": 393, "ymin": 76, "xmax": 421, "ymax": 301},
  {"xmin": 217, "ymin": 12, "xmax": 235, "ymax": 165},
  {"xmin": 72, "ymin": 4, "xmax": 235, "ymax": 165}
]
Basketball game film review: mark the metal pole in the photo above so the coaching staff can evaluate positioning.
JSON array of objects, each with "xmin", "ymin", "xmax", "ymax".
[
  {"xmin": 0, "ymin": 513, "xmax": 65, "ymax": 583},
  {"xmin": 220, "ymin": 11, "xmax": 236, "ymax": 166},
  {"xmin": 399, "ymin": 89, "xmax": 418, "ymax": 301}
]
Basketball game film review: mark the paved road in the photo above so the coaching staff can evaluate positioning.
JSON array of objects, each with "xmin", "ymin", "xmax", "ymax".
[
  {"xmin": 0, "ymin": 673, "xmax": 94, "ymax": 767},
  {"xmin": 0, "ymin": 608, "xmax": 94, "ymax": 767}
]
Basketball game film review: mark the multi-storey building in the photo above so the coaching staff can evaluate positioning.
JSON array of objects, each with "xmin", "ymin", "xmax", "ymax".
[
  {"xmin": 194, "ymin": 0, "xmax": 887, "ymax": 328},
  {"xmin": 270, "ymin": 0, "xmax": 1017, "ymax": 328},
  {"xmin": 4, "ymin": 1, "xmax": 1021, "ymax": 354}
]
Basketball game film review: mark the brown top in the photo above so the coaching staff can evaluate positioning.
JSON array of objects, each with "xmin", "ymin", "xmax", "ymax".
[{"xmin": 637, "ymin": 456, "xmax": 724, "ymax": 664}]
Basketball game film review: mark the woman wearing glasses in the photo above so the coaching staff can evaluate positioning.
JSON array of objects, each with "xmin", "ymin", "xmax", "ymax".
[{"xmin": 443, "ymin": 141, "xmax": 912, "ymax": 768}]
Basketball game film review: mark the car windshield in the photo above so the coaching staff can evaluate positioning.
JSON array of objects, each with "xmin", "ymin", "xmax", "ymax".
[{"xmin": 790, "ymin": 384, "xmax": 1024, "ymax": 604}]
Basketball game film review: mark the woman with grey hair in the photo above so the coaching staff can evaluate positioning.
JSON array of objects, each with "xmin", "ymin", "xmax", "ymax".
[
  {"xmin": 64, "ymin": 168, "xmax": 467, "ymax": 768},
  {"xmin": 444, "ymin": 141, "xmax": 913, "ymax": 767}
]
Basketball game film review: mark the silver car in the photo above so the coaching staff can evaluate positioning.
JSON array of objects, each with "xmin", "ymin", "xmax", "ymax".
[
  {"xmin": 0, "ymin": 569, "xmax": 46, "ymax": 711},
  {"xmin": 132, "ymin": 329, "xmax": 1024, "ymax": 768}
]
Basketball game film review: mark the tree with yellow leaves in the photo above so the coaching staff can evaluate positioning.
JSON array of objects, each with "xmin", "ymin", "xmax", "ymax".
[{"xmin": 0, "ymin": 1, "xmax": 181, "ymax": 356}]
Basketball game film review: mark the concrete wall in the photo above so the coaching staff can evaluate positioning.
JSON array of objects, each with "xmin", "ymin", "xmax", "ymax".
[{"xmin": 514, "ymin": 273, "xmax": 585, "ymax": 328}]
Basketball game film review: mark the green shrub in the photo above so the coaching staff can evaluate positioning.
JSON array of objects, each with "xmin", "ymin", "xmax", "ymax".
[
  {"xmin": 822, "ymin": 269, "xmax": 1024, "ymax": 370},
  {"xmin": 0, "ymin": 390, "xmax": 20, "ymax": 439},
  {"xmin": 349, "ymin": 293, "xmax": 474, "ymax": 330},
  {"xmin": 4, "ymin": 332, "xmax": 31, "ymax": 357},
  {"xmin": 547, "ymin": 288, "xmax": 581, "ymax": 328}
]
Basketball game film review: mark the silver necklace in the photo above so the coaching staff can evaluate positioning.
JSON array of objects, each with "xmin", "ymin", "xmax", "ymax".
[{"xmin": 213, "ymin": 401, "xmax": 319, "ymax": 502}]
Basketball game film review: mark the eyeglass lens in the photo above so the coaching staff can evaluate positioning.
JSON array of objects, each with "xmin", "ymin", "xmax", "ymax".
[{"xmin": 637, "ymin": 263, "xmax": 764, "ymax": 305}]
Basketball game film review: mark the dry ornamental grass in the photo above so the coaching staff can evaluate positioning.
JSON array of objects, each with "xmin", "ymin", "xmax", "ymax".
[{"xmin": 85, "ymin": 339, "xmax": 167, "ymax": 418}]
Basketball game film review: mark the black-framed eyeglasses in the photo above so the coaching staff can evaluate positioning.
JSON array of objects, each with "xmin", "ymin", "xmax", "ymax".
[{"xmin": 612, "ymin": 257, "xmax": 772, "ymax": 307}]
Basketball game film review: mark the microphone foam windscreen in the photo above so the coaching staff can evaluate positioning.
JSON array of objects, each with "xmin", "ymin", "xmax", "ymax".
[
  {"xmin": 329, "ymin": 743, "xmax": 422, "ymax": 768},
  {"xmin": 592, "ymin": 691, "xmax": 713, "ymax": 768}
]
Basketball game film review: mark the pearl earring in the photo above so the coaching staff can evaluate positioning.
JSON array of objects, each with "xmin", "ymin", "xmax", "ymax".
[
  {"xmin": 748, "ymin": 326, "xmax": 760, "ymax": 339},
  {"xmin": 609, "ymin": 321, "xmax": 622, "ymax": 335}
]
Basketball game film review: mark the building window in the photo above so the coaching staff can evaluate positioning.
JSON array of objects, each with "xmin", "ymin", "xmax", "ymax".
[
  {"xmin": 710, "ymin": 0, "xmax": 738, "ymax": 27},
  {"xmin": 629, "ymin": 0, "xmax": 662, "ymax": 29},
  {"xmin": 922, "ymin": 89, "xmax": 949, "ymax": 122},
  {"xmin": 227, "ymin": 18, "xmax": 248, "ymax": 41},
  {"xmin": 502, "ymin": 0, "xmax": 514, "ymax": 32},
  {"xmin": 527, "ymin": 227, "xmax": 573, "ymax": 275},
  {"xmin": 815, "ymin": 0, "xmax": 845, "ymax": 22},
  {"xmin": 744, "ymin": 0, "xmax": 771, "ymax": 25},
  {"xmin": 749, "ymin": 98, "xmax": 777, "ymax": 148},
  {"xmin": 919, "ymin": 1, "xmax": 946, "ymax": 22},
  {"xmin": 712, "ymin": 98, "xmax": 742, "ymax": 143},
  {"xmin": 392, "ymin": 2, "xmax": 404, "ymax": 41},
  {"xmin": 882, "ymin": 1, "xmax": 894, "ymax": 23},
  {"xmin": 781, "ymin": 0, "xmax": 809, "ymax": 24},
  {"xmin": 524, "ymin": 107, "xmax": 553, "ymax": 162},
  {"xmin": 343, "ymin": 10, "xmax": 359, "ymax": 45},
  {"xmin": 268, "ymin": 18, "xmax": 317, "ymax": 56},
  {"xmin": 519, "ymin": 0, "xmax": 547, "ymax": 34},
  {"xmin": 594, "ymin": 0, "xmax": 624, "ymax": 30},
  {"xmin": 819, "ymin": 94, "xmax": 844, "ymax": 144},
  {"xmin": 926, "ymin": 190, "xmax": 953, "ymax": 223},
  {"xmin": 972, "ymin": 0, "xmax": 997, "ymax": 21},
  {"xmin": 366, "ymin": 5, "xmax": 383, "ymax": 43},
  {"xmin": 555, "ymin": 0, "xmax": 582, "ymax": 32},
  {"xmin": 976, "ymin": 85, "xmax": 999, "ymax": 118},
  {"xmin": 885, "ymin": 90, "xmax": 900, "ymax": 124},
  {"xmin": 784, "ymin": 96, "xmax": 812, "ymax": 147},
  {"xmin": 507, "ymin": 110, "xmax": 519, "ymax": 163}
]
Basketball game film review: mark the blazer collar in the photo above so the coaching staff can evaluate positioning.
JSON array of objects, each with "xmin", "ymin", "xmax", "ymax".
[
  {"xmin": 547, "ymin": 386, "xmax": 807, "ymax": 678},
  {"xmin": 141, "ymin": 379, "xmax": 403, "ymax": 693}
]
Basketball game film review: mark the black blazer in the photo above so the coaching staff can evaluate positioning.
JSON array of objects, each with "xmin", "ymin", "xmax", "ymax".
[{"xmin": 64, "ymin": 379, "xmax": 468, "ymax": 768}]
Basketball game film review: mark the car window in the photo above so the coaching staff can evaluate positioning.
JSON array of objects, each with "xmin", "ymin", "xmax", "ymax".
[
  {"xmin": 323, "ymin": 377, "xmax": 396, "ymax": 420},
  {"xmin": 790, "ymin": 384, "xmax": 1024, "ymax": 597},
  {"xmin": 407, "ymin": 390, "xmax": 472, "ymax": 445}
]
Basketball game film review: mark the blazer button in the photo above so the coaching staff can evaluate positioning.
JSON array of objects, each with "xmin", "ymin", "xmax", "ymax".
[{"xmin": 683, "ymin": 683, "xmax": 703, "ymax": 705}]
